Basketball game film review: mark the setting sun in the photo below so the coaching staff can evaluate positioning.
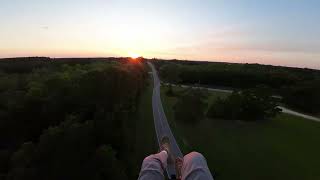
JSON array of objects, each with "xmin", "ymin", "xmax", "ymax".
[{"xmin": 130, "ymin": 53, "xmax": 140, "ymax": 59}]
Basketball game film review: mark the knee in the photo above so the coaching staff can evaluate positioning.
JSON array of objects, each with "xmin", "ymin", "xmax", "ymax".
[
  {"xmin": 185, "ymin": 152, "xmax": 204, "ymax": 160},
  {"xmin": 183, "ymin": 152, "xmax": 207, "ymax": 166},
  {"xmin": 143, "ymin": 154, "xmax": 155, "ymax": 163},
  {"xmin": 181, "ymin": 152, "xmax": 213, "ymax": 180}
]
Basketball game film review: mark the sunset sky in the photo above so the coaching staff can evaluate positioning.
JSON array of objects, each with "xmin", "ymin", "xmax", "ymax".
[{"xmin": 1, "ymin": 0, "xmax": 319, "ymax": 69}]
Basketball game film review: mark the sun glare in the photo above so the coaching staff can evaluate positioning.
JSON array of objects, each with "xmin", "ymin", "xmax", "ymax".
[{"xmin": 130, "ymin": 53, "xmax": 140, "ymax": 59}]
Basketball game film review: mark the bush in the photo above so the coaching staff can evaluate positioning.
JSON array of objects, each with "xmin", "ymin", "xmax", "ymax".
[
  {"xmin": 165, "ymin": 85, "xmax": 176, "ymax": 97},
  {"xmin": 173, "ymin": 89, "xmax": 207, "ymax": 123},
  {"xmin": 207, "ymin": 88, "xmax": 280, "ymax": 121}
]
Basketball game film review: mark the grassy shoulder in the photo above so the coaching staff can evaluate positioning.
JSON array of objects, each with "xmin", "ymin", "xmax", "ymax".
[
  {"xmin": 161, "ymin": 85, "xmax": 320, "ymax": 180},
  {"xmin": 125, "ymin": 80, "xmax": 157, "ymax": 178}
]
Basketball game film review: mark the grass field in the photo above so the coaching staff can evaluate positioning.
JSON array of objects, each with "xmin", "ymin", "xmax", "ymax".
[{"xmin": 161, "ymin": 85, "xmax": 320, "ymax": 180}]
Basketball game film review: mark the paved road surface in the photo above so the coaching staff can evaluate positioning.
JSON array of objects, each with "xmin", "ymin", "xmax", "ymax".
[
  {"xmin": 279, "ymin": 106, "xmax": 320, "ymax": 122},
  {"xmin": 165, "ymin": 83, "xmax": 233, "ymax": 93},
  {"xmin": 148, "ymin": 62, "xmax": 183, "ymax": 178}
]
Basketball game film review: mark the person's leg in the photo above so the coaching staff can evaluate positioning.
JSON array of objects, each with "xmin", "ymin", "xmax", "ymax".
[
  {"xmin": 138, "ymin": 150, "xmax": 168, "ymax": 180},
  {"xmin": 180, "ymin": 152, "xmax": 214, "ymax": 180}
]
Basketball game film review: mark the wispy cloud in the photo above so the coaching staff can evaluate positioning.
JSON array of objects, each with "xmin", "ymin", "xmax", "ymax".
[{"xmin": 41, "ymin": 26, "xmax": 49, "ymax": 30}]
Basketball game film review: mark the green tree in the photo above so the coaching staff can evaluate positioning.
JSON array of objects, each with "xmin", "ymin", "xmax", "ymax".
[
  {"xmin": 207, "ymin": 88, "xmax": 280, "ymax": 121},
  {"xmin": 173, "ymin": 89, "xmax": 207, "ymax": 123}
]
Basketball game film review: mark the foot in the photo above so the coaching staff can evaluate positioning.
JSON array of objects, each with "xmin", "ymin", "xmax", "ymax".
[
  {"xmin": 160, "ymin": 136, "xmax": 170, "ymax": 154},
  {"xmin": 175, "ymin": 157, "xmax": 183, "ymax": 179},
  {"xmin": 160, "ymin": 136, "xmax": 174, "ymax": 164}
]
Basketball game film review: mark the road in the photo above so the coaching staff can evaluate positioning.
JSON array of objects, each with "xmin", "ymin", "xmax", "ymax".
[
  {"xmin": 164, "ymin": 83, "xmax": 233, "ymax": 93},
  {"xmin": 148, "ymin": 62, "xmax": 183, "ymax": 178},
  {"xmin": 167, "ymin": 83, "xmax": 320, "ymax": 122},
  {"xmin": 279, "ymin": 106, "xmax": 320, "ymax": 122}
]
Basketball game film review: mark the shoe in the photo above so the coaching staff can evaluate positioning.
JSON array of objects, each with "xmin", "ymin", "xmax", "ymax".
[{"xmin": 160, "ymin": 136, "xmax": 174, "ymax": 164}]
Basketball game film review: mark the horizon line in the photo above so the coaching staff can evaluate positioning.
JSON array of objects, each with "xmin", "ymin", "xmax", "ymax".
[{"xmin": 0, "ymin": 56, "xmax": 319, "ymax": 71}]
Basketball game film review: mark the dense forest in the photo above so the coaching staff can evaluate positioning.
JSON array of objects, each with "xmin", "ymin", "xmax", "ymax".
[
  {"xmin": 0, "ymin": 57, "xmax": 149, "ymax": 180},
  {"xmin": 153, "ymin": 59, "xmax": 320, "ymax": 115}
]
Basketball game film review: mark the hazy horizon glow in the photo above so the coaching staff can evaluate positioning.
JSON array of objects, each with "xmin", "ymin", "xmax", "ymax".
[{"xmin": 1, "ymin": 0, "xmax": 320, "ymax": 69}]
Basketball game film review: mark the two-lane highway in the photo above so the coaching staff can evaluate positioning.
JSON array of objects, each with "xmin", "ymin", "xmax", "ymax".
[{"xmin": 148, "ymin": 62, "xmax": 183, "ymax": 178}]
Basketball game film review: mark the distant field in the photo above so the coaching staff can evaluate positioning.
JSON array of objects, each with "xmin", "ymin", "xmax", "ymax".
[{"xmin": 161, "ymin": 85, "xmax": 320, "ymax": 180}]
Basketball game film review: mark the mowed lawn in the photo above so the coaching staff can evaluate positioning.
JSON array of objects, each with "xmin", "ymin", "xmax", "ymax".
[{"xmin": 161, "ymin": 85, "xmax": 320, "ymax": 180}]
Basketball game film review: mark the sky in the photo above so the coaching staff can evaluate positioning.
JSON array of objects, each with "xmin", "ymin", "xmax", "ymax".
[{"xmin": 1, "ymin": 0, "xmax": 320, "ymax": 69}]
